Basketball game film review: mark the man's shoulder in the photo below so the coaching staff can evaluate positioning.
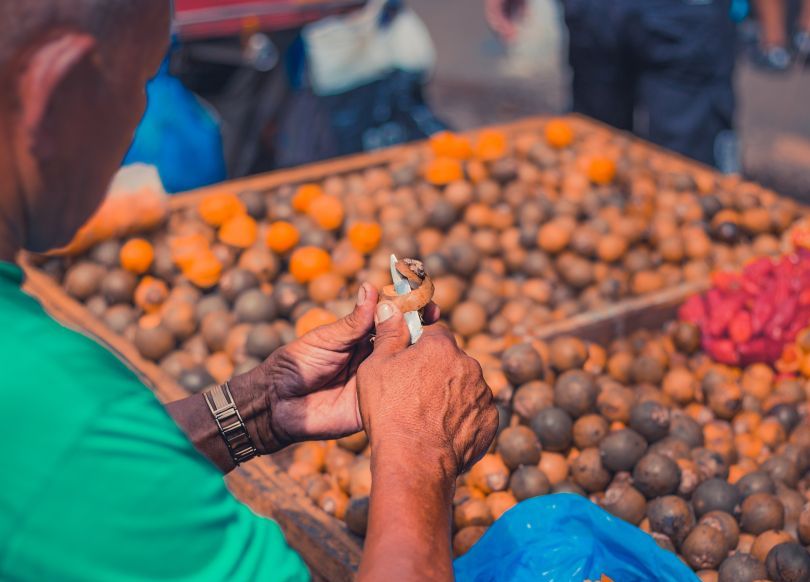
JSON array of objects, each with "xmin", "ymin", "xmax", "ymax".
[{"xmin": 0, "ymin": 285, "xmax": 147, "ymax": 410}]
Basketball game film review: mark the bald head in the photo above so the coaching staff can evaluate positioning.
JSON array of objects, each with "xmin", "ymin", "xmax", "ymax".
[
  {"xmin": 0, "ymin": 0, "xmax": 169, "ymax": 258},
  {"xmin": 0, "ymin": 2, "xmax": 161, "ymax": 77}
]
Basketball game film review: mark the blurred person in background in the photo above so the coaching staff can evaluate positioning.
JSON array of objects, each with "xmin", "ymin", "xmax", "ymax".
[
  {"xmin": 751, "ymin": 0, "xmax": 810, "ymax": 70},
  {"xmin": 487, "ymin": 0, "xmax": 740, "ymax": 171},
  {"xmin": 753, "ymin": 0, "xmax": 793, "ymax": 69},
  {"xmin": 0, "ymin": 1, "xmax": 497, "ymax": 580}
]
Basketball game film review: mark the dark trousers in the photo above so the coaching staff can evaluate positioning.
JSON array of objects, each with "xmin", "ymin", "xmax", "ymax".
[{"xmin": 564, "ymin": 0, "xmax": 736, "ymax": 167}]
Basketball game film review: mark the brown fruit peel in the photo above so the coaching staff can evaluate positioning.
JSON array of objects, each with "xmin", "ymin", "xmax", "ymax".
[{"xmin": 380, "ymin": 258, "xmax": 435, "ymax": 313}]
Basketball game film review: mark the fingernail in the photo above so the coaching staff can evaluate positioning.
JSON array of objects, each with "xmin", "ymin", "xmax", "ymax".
[
  {"xmin": 375, "ymin": 301, "xmax": 395, "ymax": 323},
  {"xmin": 357, "ymin": 283, "xmax": 368, "ymax": 306}
]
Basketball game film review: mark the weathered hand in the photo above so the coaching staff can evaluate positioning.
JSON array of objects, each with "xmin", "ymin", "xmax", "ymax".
[
  {"xmin": 236, "ymin": 283, "xmax": 439, "ymax": 453},
  {"xmin": 357, "ymin": 302, "xmax": 499, "ymax": 477}
]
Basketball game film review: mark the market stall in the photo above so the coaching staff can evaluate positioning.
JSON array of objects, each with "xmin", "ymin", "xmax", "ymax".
[{"xmin": 22, "ymin": 115, "xmax": 810, "ymax": 581}]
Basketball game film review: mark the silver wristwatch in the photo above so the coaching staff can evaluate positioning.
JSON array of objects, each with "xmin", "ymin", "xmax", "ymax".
[{"xmin": 203, "ymin": 382, "xmax": 258, "ymax": 465}]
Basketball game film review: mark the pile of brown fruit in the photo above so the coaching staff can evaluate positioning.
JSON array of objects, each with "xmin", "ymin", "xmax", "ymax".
[
  {"xmin": 287, "ymin": 322, "xmax": 810, "ymax": 582},
  {"xmin": 30, "ymin": 119, "xmax": 810, "ymax": 579},
  {"xmin": 34, "ymin": 119, "xmax": 803, "ymax": 395}
]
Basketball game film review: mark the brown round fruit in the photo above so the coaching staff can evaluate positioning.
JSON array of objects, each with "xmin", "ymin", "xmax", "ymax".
[
  {"xmin": 647, "ymin": 495, "xmax": 695, "ymax": 546},
  {"xmin": 468, "ymin": 454, "xmax": 510, "ymax": 494},
  {"xmin": 509, "ymin": 465, "xmax": 550, "ymax": 501},
  {"xmin": 103, "ymin": 304, "xmax": 137, "ymax": 335},
  {"xmin": 219, "ymin": 268, "xmax": 259, "ymax": 303},
  {"xmin": 497, "ymin": 426, "xmax": 541, "ymax": 470},
  {"xmin": 682, "ymin": 524, "xmax": 728, "ymax": 570},
  {"xmin": 345, "ymin": 496, "xmax": 370, "ymax": 536},
  {"xmin": 751, "ymin": 530, "xmax": 794, "ymax": 563},
  {"xmin": 572, "ymin": 414, "xmax": 609, "ymax": 449},
  {"xmin": 632, "ymin": 453, "xmax": 681, "ymax": 498},
  {"xmin": 549, "ymin": 337, "xmax": 587, "ymax": 371},
  {"xmin": 530, "ymin": 407, "xmax": 573, "ymax": 452},
  {"xmin": 718, "ymin": 552, "xmax": 766, "ymax": 582},
  {"xmin": 700, "ymin": 510, "xmax": 740, "ymax": 554},
  {"xmin": 453, "ymin": 526, "xmax": 487, "ymax": 557},
  {"xmin": 134, "ymin": 318, "xmax": 176, "ymax": 361},
  {"xmin": 451, "ymin": 301, "xmax": 487, "ymax": 337},
  {"xmin": 692, "ymin": 478, "xmax": 741, "ymax": 519},
  {"xmin": 765, "ymin": 542, "xmax": 810, "ymax": 582},
  {"xmin": 554, "ymin": 370, "xmax": 597, "ymax": 418},
  {"xmin": 512, "ymin": 381, "xmax": 554, "ymax": 422},
  {"xmin": 571, "ymin": 447, "xmax": 611, "ymax": 493},
  {"xmin": 101, "ymin": 269, "xmax": 137, "ymax": 304},
  {"xmin": 245, "ymin": 323, "xmax": 282, "ymax": 360},
  {"xmin": 234, "ymin": 289, "xmax": 277, "ymax": 323},
  {"xmin": 64, "ymin": 262, "xmax": 106, "ymax": 300},
  {"xmin": 454, "ymin": 498, "xmax": 493, "ymax": 530},
  {"xmin": 629, "ymin": 401, "xmax": 671, "ymax": 443},
  {"xmin": 599, "ymin": 429, "xmax": 647, "ymax": 472},
  {"xmin": 600, "ymin": 482, "xmax": 647, "ymax": 525},
  {"xmin": 200, "ymin": 311, "xmax": 234, "ymax": 352},
  {"xmin": 501, "ymin": 343, "xmax": 544, "ymax": 386},
  {"xmin": 740, "ymin": 493, "xmax": 785, "ymax": 535}
]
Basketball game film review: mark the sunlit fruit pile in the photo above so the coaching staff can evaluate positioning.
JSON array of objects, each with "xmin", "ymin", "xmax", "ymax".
[
  {"xmin": 36, "ymin": 118, "xmax": 803, "ymax": 393},
  {"xmin": 287, "ymin": 323, "xmax": 810, "ymax": 582},
  {"xmin": 30, "ymin": 118, "xmax": 810, "ymax": 580}
]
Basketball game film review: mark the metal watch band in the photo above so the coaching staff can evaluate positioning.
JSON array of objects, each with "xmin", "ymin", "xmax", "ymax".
[{"xmin": 204, "ymin": 382, "xmax": 258, "ymax": 465}]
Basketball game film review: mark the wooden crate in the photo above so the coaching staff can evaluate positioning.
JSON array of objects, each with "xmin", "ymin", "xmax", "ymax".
[{"xmin": 19, "ymin": 114, "xmax": 734, "ymax": 579}]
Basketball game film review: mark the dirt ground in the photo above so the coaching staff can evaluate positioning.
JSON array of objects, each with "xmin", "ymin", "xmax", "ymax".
[{"xmin": 410, "ymin": 0, "xmax": 810, "ymax": 200}]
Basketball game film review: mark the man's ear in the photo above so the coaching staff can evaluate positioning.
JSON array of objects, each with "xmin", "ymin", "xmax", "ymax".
[{"xmin": 14, "ymin": 32, "xmax": 113, "ymax": 196}]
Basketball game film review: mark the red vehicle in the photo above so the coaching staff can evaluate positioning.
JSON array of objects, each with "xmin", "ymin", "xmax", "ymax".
[{"xmin": 174, "ymin": 0, "xmax": 364, "ymax": 39}]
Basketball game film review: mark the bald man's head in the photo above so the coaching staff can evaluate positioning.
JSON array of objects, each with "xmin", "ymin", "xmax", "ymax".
[
  {"xmin": 0, "ymin": 1, "xmax": 166, "ymax": 79},
  {"xmin": 0, "ymin": 0, "xmax": 169, "ymax": 256}
]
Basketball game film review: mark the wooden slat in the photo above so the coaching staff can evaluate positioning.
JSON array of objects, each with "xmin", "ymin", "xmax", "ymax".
[
  {"xmin": 534, "ymin": 281, "xmax": 710, "ymax": 345},
  {"xmin": 166, "ymin": 116, "xmax": 557, "ymax": 209}
]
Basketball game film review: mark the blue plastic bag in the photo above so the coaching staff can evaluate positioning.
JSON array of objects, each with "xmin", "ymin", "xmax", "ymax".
[
  {"xmin": 454, "ymin": 494, "xmax": 698, "ymax": 582},
  {"xmin": 124, "ymin": 57, "xmax": 226, "ymax": 193}
]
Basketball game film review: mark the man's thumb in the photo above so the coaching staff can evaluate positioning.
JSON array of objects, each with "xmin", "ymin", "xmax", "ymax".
[
  {"xmin": 372, "ymin": 301, "xmax": 411, "ymax": 355},
  {"xmin": 310, "ymin": 283, "xmax": 376, "ymax": 347}
]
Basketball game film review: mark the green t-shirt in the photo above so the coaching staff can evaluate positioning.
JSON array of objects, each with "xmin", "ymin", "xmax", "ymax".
[{"xmin": 0, "ymin": 262, "xmax": 309, "ymax": 582}]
